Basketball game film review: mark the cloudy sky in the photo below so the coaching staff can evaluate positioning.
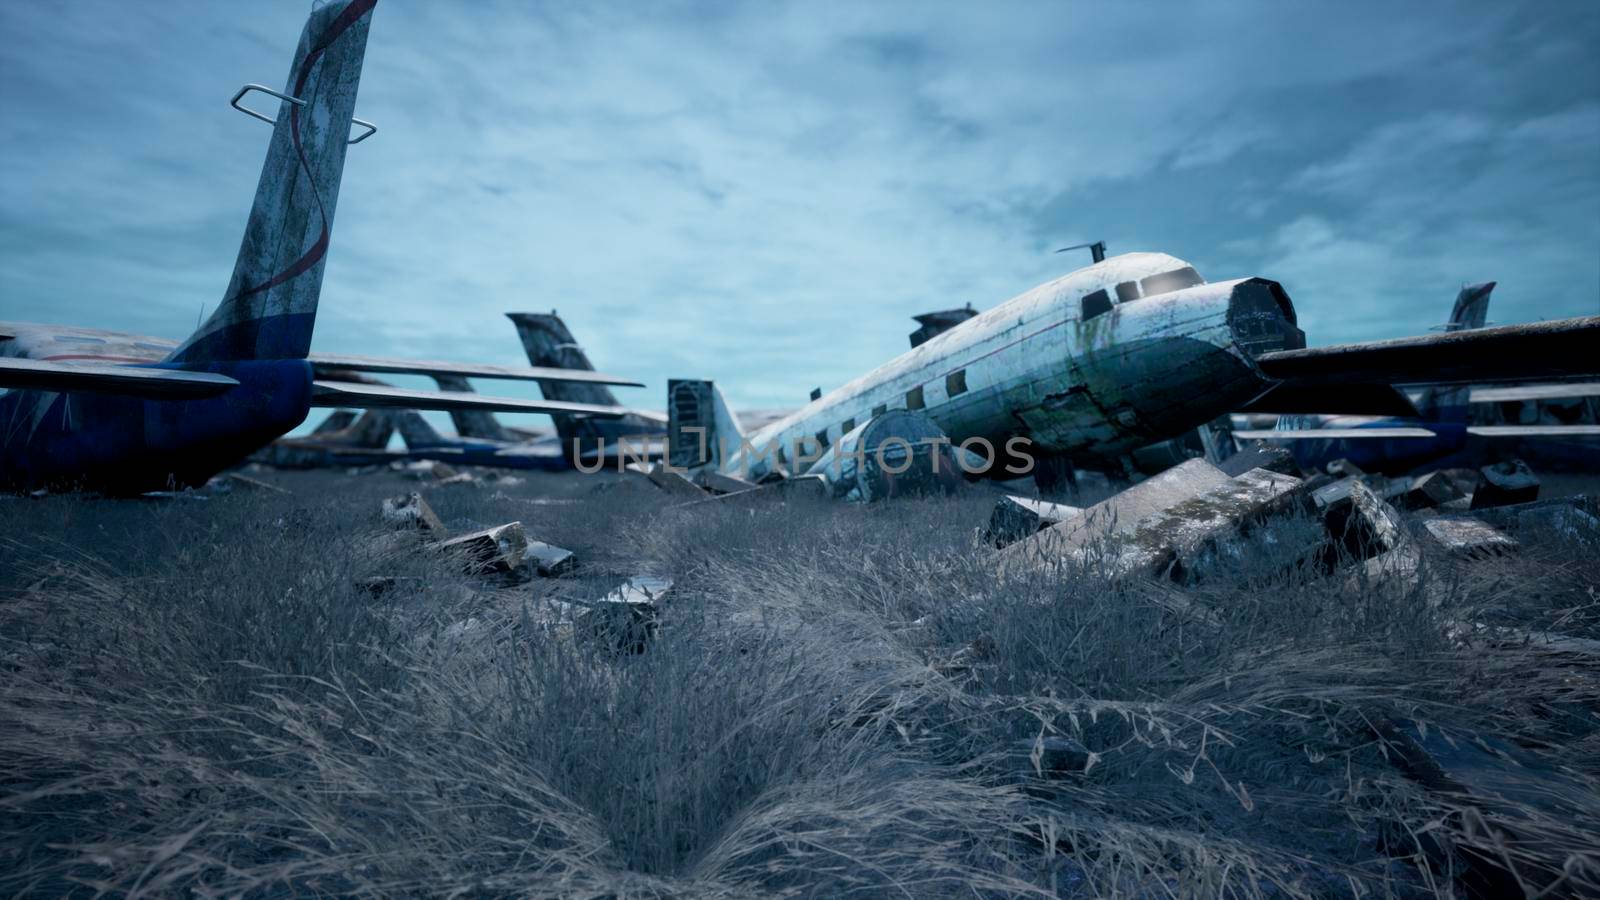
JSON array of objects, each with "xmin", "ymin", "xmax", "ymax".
[{"xmin": 3, "ymin": 0, "xmax": 1597, "ymax": 431}]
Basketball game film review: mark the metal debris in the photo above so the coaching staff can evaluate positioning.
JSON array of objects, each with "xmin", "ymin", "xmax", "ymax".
[
  {"xmin": 692, "ymin": 468, "xmax": 758, "ymax": 495},
  {"xmin": 985, "ymin": 495, "xmax": 1082, "ymax": 548},
  {"xmin": 1399, "ymin": 470, "xmax": 1465, "ymax": 510},
  {"xmin": 1422, "ymin": 517, "xmax": 1518, "ymax": 559},
  {"xmin": 380, "ymin": 491, "xmax": 447, "ymax": 535},
  {"xmin": 1218, "ymin": 442, "xmax": 1298, "ymax": 478},
  {"xmin": 525, "ymin": 540, "xmax": 576, "ymax": 577},
  {"xmin": 645, "ymin": 465, "xmax": 707, "ymax": 497},
  {"xmin": 576, "ymin": 575, "xmax": 672, "ymax": 654},
  {"xmin": 428, "ymin": 521, "xmax": 529, "ymax": 573},
  {"xmin": 1328, "ymin": 479, "xmax": 1408, "ymax": 561},
  {"xmin": 1470, "ymin": 458, "xmax": 1540, "ymax": 509}
]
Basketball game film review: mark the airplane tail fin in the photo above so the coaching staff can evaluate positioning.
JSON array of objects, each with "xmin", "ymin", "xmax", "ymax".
[
  {"xmin": 431, "ymin": 374, "xmax": 516, "ymax": 442},
  {"xmin": 167, "ymin": 0, "xmax": 377, "ymax": 364},
  {"xmin": 1444, "ymin": 281, "xmax": 1495, "ymax": 332},
  {"xmin": 667, "ymin": 379, "xmax": 745, "ymax": 470},
  {"xmin": 506, "ymin": 311, "xmax": 623, "ymax": 450},
  {"xmin": 391, "ymin": 409, "xmax": 446, "ymax": 449},
  {"xmin": 310, "ymin": 409, "xmax": 358, "ymax": 435},
  {"xmin": 346, "ymin": 408, "xmax": 396, "ymax": 449}
]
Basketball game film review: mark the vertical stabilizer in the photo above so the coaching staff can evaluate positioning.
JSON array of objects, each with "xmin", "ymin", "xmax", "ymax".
[
  {"xmin": 310, "ymin": 409, "xmax": 357, "ymax": 435},
  {"xmin": 667, "ymin": 379, "xmax": 745, "ymax": 470},
  {"xmin": 391, "ymin": 409, "xmax": 446, "ymax": 449},
  {"xmin": 168, "ymin": 0, "xmax": 377, "ymax": 363},
  {"xmin": 506, "ymin": 311, "xmax": 664, "ymax": 459},
  {"xmin": 1445, "ymin": 282, "xmax": 1495, "ymax": 332},
  {"xmin": 345, "ymin": 408, "xmax": 395, "ymax": 449},
  {"xmin": 431, "ymin": 374, "xmax": 516, "ymax": 442}
]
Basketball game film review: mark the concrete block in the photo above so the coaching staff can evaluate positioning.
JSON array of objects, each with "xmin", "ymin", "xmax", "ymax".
[
  {"xmin": 525, "ymin": 540, "xmax": 576, "ymax": 576},
  {"xmin": 1401, "ymin": 471, "xmax": 1466, "ymax": 510},
  {"xmin": 1000, "ymin": 459, "xmax": 1233, "ymax": 574},
  {"xmin": 1218, "ymin": 442, "xmax": 1298, "ymax": 478}
]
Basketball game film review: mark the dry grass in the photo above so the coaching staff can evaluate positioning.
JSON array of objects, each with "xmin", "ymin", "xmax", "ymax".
[{"xmin": 2, "ymin": 471, "xmax": 1598, "ymax": 897}]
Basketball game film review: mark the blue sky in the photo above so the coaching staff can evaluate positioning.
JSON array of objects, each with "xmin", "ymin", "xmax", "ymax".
[{"xmin": 3, "ymin": 0, "xmax": 1597, "ymax": 430}]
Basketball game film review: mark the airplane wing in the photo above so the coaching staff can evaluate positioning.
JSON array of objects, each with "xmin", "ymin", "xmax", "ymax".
[
  {"xmin": 1233, "ymin": 427, "xmax": 1438, "ymax": 440},
  {"xmin": 1466, "ymin": 425, "xmax": 1600, "ymax": 437},
  {"xmin": 307, "ymin": 353, "xmax": 644, "ymax": 388},
  {"xmin": 309, "ymin": 380, "xmax": 629, "ymax": 418},
  {"xmin": 1237, "ymin": 382, "xmax": 1420, "ymax": 417},
  {"xmin": 1469, "ymin": 382, "xmax": 1600, "ymax": 403},
  {"xmin": 0, "ymin": 358, "xmax": 239, "ymax": 399},
  {"xmin": 1253, "ymin": 315, "xmax": 1599, "ymax": 385}
]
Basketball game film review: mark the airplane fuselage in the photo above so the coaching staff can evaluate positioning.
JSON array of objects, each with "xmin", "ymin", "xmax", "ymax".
[{"xmin": 724, "ymin": 252, "xmax": 1304, "ymax": 481}]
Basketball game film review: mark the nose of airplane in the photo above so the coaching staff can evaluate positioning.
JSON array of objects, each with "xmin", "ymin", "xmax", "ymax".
[
  {"xmin": 1226, "ymin": 277, "xmax": 1305, "ymax": 358},
  {"xmin": 1072, "ymin": 278, "xmax": 1302, "ymax": 455}
]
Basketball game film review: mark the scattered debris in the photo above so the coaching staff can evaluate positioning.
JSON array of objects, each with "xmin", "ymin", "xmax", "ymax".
[
  {"xmin": 1470, "ymin": 458, "xmax": 1539, "ymax": 509},
  {"xmin": 1399, "ymin": 470, "xmax": 1465, "ymax": 510},
  {"xmin": 1422, "ymin": 517, "xmax": 1518, "ymax": 559},
  {"xmin": 645, "ymin": 465, "xmax": 707, "ymax": 497},
  {"xmin": 525, "ymin": 540, "xmax": 576, "ymax": 577},
  {"xmin": 1328, "ymin": 479, "xmax": 1408, "ymax": 562},
  {"xmin": 428, "ymin": 522, "xmax": 529, "ymax": 573},
  {"xmin": 380, "ymin": 492, "xmax": 447, "ymax": 535},
  {"xmin": 1099, "ymin": 468, "xmax": 1307, "ymax": 581},
  {"xmin": 434, "ymin": 471, "xmax": 478, "ymax": 487},
  {"xmin": 692, "ymin": 468, "xmax": 758, "ymax": 495},
  {"xmin": 1461, "ymin": 495, "xmax": 1600, "ymax": 539},
  {"xmin": 1218, "ymin": 442, "xmax": 1298, "ymax": 478},
  {"xmin": 984, "ymin": 496, "xmax": 1082, "ymax": 548},
  {"xmin": 575, "ymin": 575, "xmax": 672, "ymax": 654},
  {"xmin": 1326, "ymin": 458, "xmax": 1365, "ymax": 478},
  {"xmin": 431, "ymin": 461, "xmax": 460, "ymax": 481},
  {"xmin": 1000, "ymin": 459, "xmax": 1234, "ymax": 574}
]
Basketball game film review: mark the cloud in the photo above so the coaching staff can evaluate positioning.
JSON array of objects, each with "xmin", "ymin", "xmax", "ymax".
[{"xmin": 1, "ymin": 0, "xmax": 1596, "ymax": 432}]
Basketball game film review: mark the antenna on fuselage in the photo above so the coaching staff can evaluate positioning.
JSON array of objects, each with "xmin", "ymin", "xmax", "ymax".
[{"xmin": 1055, "ymin": 241, "xmax": 1106, "ymax": 264}]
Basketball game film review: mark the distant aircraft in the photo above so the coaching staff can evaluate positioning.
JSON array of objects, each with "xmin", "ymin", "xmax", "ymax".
[
  {"xmin": 0, "ymin": 0, "xmax": 640, "ymax": 494},
  {"xmin": 663, "ymin": 249, "xmax": 1598, "ymax": 496},
  {"xmin": 1232, "ymin": 282, "xmax": 1600, "ymax": 473}
]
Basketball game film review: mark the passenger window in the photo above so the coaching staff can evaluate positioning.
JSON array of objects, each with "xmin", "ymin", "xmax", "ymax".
[
  {"xmin": 841, "ymin": 418, "xmax": 856, "ymax": 434},
  {"xmin": 872, "ymin": 404, "xmax": 887, "ymax": 417},
  {"xmin": 905, "ymin": 386, "xmax": 925, "ymax": 410},
  {"xmin": 1081, "ymin": 289, "xmax": 1112, "ymax": 320},
  {"xmin": 946, "ymin": 369, "xmax": 968, "ymax": 396},
  {"xmin": 1139, "ymin": 266, "xmax": 1203, "ymax": 297},
  {"xmin": 814, "ymin": 429, "xmax": 830, "ymax": 451},
  {"xmin": 1115, "ymin": 281, "xmax": 1140, "ymax": 303}
]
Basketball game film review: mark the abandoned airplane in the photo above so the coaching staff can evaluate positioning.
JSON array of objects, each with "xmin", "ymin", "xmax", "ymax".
[
  {"xmin": 0, "ymin": 0, "xmax": 643, "ymax": 494},
  {"xmin": 664, "ymin": 249, "xmax": 1600, "ymax": 499}
]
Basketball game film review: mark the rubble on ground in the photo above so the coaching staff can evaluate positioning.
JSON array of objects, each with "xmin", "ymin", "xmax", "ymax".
[
  {"xmin": 645, "ymin": 465, "xmax": 707, "ymax": 498},
  {"xmin": 380, "ymin": 492, "xmax": 447, "ymax": 535},
  {"xmin": 984, "ymin": 496, "xmax": 1081, "ymax": 548},
  {"xmin": 1218, "ymin": 442, "xmax": 1298, "ymax": 478},
  {"xmin": 428, "ymin": 522, "xmax": 529, "ymax": 573},
  {"xmin": 692, "ymin": 468, "xmax": 758, "ymax": 495},
  {"xmin": 575, "ymin": 575, "xmax": 672, "ymax": 654},
  {"xmin": 1470, "ymin": 458, "xmax": 1540, "ymax": 509},
  {"xmin": 525, "ymin": 540, "xmax": 576, "ymax": 577},
  {"xmin": 1422, "ymin": 517, "xmax": 1518, "ymax": 559}
]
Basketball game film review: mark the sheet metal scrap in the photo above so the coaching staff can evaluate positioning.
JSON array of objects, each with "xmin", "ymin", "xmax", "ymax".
[
  {"xmin": 645, "ymin": 465, "xmax": 707, "ymax": 498},
  {"xmin": 429, "ymin": 522, "xmax": 529, "ymax": 573},
  {"xmin": 380, "ymin": 492, "xmax": 447, "ymax": 535},
  {"xmin": 525, "ymin": 540, "xmax": 576, "ymax": 577},
  {"xmin": 576, "ymin": 575, "xmax": 672, "ymax": 654},
  {"xmin": 984, "ymin": 495, "xmax": 1082, "ymax": 549}
]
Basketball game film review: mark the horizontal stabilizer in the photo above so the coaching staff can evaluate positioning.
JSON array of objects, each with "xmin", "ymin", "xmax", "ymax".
[
  {"xmin": 1234, "ymin": 427, "xmax": 1437, "ymax": 440},
  {"xmin": 0, "ymin": 358, "xmax": 238, "ymax": 399},
  {"xmin": 1255, "ymin": 315, "xmax": 1600, "ymax": 385},
  {"xmin": 310, "ymin": 380, "xmax": 629, "ymax": 418},
  {"xmin": 1239, "ymin": 381, "xmax": 1419, "ymax": 417},
  {"xmin": 1469, "ymin": 382, "xmax": 1600, "ymax": 403},
  {"xmin": 1466, "ymin": 425, "xmax": 1600, "ymax": 438},
  {"xmin": 308, "ymin": 353, "xmax": 644, "ymax": 388}
]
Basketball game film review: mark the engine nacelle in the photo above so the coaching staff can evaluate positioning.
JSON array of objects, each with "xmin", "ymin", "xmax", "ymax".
[{"xmin": 804, "ymin": 409, "xmax": 966, "ymax": 503}]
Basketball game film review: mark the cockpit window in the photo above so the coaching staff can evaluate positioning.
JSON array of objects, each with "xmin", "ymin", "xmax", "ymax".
[
  {"xmin": 1139, "ymin": 266, "xmax": 1204, "ymax": 298},
  {"xmin": 1114, "ymin": 281, "xmax": 1141, "ymax": 303},
  {"xmin": 1081, "ymin": 289, "xmax": 1112, "ymax": 320}
]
